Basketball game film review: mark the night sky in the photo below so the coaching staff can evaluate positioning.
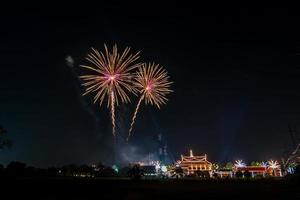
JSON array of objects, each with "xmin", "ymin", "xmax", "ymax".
[{"xmin": 1, "ymin": 4, "xmax": 300, "ymax": 167}]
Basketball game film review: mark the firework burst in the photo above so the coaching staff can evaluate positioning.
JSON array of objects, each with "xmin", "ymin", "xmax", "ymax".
[
  {"xmin": 127, "ymin": 62, "xmax": 173, "ymax": 141},
  {"xmin": 80, "ymin": 44, "xmax": 140, "ymax": 138}
]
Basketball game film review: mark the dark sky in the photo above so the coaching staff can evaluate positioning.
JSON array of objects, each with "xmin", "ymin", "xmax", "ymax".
[{"xmin": 1, "ymin": 3, "xmax": 300, "ymax": 167}]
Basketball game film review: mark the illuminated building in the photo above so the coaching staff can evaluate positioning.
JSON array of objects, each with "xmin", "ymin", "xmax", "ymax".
[
  {"xmin": 178, "ymin": 150, "xmax": 212, "ymax": 175},
  {"xmin": 216, "ymin": 169, "xmax": 233, "ymax": 178},
  {"xmin": 233, "ymin": 164, "xmax": 282, "ymax": 177}
]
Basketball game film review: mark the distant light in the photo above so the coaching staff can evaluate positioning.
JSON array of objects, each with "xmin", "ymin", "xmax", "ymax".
[
  {"xmin": 65, "ymin": 55, "xmax": 74, "ymax": 67},
  {"xmin": 287, "ymin": 167, "xmax": 295, "ymax": 174},
  {"xmin": 161, "ymin": 165, "xmax": 167, "ymax": 172},
  {"xmin": 268, "ymin": 160, "xmax": 280, "ymax": 169},
  {"xmin": 260, "ymin": 162, "xmax": 268, "ymax": 167},
  {"xmin": 235, "ymin": 160, "xmax": 246, "ymax": 168},
  {"xmin": 154, "ymin": 161, "xmax": 161, "ymax": 171},
  {"xmin": 112, "ymin": 165, "xmax": 119, "ymax": 173},
  {"xmin": 190, "ymin": 149, "xmax": 193, "ymax": 157}
]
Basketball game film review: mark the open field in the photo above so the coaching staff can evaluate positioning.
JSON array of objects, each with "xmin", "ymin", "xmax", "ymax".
[{"xmin": 1, "ymin": 178, "xmax": 299, "ymax": 199}]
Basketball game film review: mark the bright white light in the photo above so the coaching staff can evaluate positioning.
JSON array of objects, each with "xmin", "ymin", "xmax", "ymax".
[
  {"xmin": 268, "ymin": 160, "xmax": 280, "ymax": 169},
  {"xmin": 260, "ymin": 162, "xmax": 268, "ymax": 167},
  {"xmin": 112, "ymin": 165, "xmax": 119, "ymax": 173},
  {"xmin": 190, "ymin": 149, "xmax": 193, "ymax": 157},
  {"xmin": 235, "ymin": 160, "xmax": 246, "ymax": 168},
  {"xmin": 161, "ymin": 165, "xmax": 167, "ymax": 172},
  {"xmin": 155, "ymin": 163, "xmax": 160, "ymax": 171}
]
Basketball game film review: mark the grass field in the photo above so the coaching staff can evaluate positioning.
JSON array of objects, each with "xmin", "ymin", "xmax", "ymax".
[{"xmin": 1, "ymin": 178, "xmax": 299, "ymax": 199}]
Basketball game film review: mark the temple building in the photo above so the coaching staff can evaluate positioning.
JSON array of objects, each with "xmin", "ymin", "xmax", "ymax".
[{"xmin": 178, "ymin": 150, "xmax": 212, "ymax": 175}]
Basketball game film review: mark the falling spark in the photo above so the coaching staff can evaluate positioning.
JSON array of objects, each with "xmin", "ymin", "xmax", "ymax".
[
  {"xmin": 127, "ymin": 63, "xmax": 172, "ymax": 141},
  {"xmin": 110, "ymin": 91, "xmax": 116, "ymax": 137},
  {"xmin": 128, "ymin": 95, "xmax": 144, "ymax": 138},
  {"xmin": 80, "ymin": 44, "xmax": 140, "ymax": 138}
]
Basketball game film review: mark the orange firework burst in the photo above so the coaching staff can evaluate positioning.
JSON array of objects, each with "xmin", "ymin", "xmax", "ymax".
[
  {"xmin": 80, "ymin": 44, "xmax": 141, "ymax": 138},
  {"xmin": 127, "ymin": 62, "xmax": 173, "ymax": 141}
]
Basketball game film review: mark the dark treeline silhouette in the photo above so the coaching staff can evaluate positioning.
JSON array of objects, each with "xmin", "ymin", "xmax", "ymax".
[
  {"xmin": 0, "ymin": 161, "xmax": 56, "ymax": 177},
  {"xmin": 0, "ymin": 161, "xmax": 121, "ymax": 178},
  {"xmin": 0, "ymin": 161, "xmax": 155, "ymax": 179},
  {"xmin": 1, "ymin": 161, "xmax": 300, "ymax": 181}
]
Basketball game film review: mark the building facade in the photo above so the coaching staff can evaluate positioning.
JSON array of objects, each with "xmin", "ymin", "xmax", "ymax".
[
  {"xmin": 233, "ymin": 166, "xmax": 282, "ymax": 177},
  {"xmin": 178, "ymin": 150, "xmax": 212, "ymax": 175}
]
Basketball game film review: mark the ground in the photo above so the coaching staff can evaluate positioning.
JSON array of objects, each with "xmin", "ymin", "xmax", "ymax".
[{"xmin": 1, "ymin": 178, "xmax": 299, "ymax": 199}]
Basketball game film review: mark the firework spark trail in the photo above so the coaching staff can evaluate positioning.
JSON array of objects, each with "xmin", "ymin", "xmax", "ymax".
[
  {"xmin": 127, "ymin": 63, "xmax": 172, "ymax": 141},
  {"xmin": 127, "ymin": 94, "xmax": 144, "ymax": 142},
  {"xmin": 110, "ymin": 91, "xmax": 116, "ymax": 138}
]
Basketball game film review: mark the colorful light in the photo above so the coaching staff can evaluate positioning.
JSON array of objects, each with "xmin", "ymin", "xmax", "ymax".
[
  {"xmin": 161, "ymin": 165, "xmax": 167, "ymax": 173},
  {"xmin": 234, "ymin": 160, "xmax": 246, "ymax": 168},
  {"xmin": 268, "ymin": 160, "xmax": 280, "ymax": 169},
  {"xmin": 127, "ymin": 63, "xmax": 173, "ymax": 141},
  {"xmin": 80, "ymin": 44, "xmax": 140, "ymax": 138},
  {"xmin": 112, "ymin": 165, "xmax": 119, "ymax": 173},
  {"xmin": 260, "ymin": 161, "xmax": 268, "ymax": 167}
]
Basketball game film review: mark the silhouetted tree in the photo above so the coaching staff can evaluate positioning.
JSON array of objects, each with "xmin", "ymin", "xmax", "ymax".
[
  {"xmin": 78, "ymin": 165, "xmax": 94, "ymax": 177},
  {"xmin": 47, "ymin": 167, "xmax": 59, "ymax": 177},
  {"xmin": 0, "ymin": 164, "xmax": 3, "ymax": 176},
  {"xmin": 195, "ymin": 170, "xmax": 204, "ymax": 178},
  {"xmin": 127, "ymin": 165, "xmax": 144, "ymax": 179},
  {"xmin": 62, "ymin": 164, "xmax": 78, "ymax": 176},
  {"xmin": 235, "ymin": 171, "xmax": 243, "ymax": 178},
  {"xmin": 101, "ymin": 166, "xmax": 117, "ymax": 177},
  {"xmin": 225, "ymin": 162, "xmax": 233, "ymax": 170},
  {"xmin": 170, "ymin": 167, "xmax": 184, "ymax": 179},
  {"xmin": 244, "ymin": 170, "xmax": 252, "ymax": 178},
  {"xmin": 250, "ymin": 161, "xmax": 260, "ymax": 166},
  {"xmin": 294, "ymin": 165, "xmax": 300, "ymax": 177},
  {"xmin": 27, "ymin": 166, "xmax": 35, "ymax": 176},
  {"xmin": 119, "ymin": 166, "xmax": 131, "ymax": 177},
  {"xmin": 6, "ymin": 161, "xmax": 26, "ymax": 176},
  {"xmin": 213, "ymin": 172, "xmax": 219, "ymax": 179},
  {"xmin": 195, "ymin": 170, "xmax": 210, "ymax": 179}
]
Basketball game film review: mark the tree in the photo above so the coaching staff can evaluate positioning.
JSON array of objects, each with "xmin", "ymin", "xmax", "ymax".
[
  {"xmin": 235, "ymin": 171, "xmax": 243, "ymax": 178},
  {"xmin": 127, "ymin": 164, "xmax": 144, "ymax": 179},
  {"xmin": 244, "ymin": 170, "xmax": 252, "ymax": 178},
  {"xmin": 0, "ymin": 164, "xmax": 3, "ymax": 176},
  {"xmin": 47, "ymin": 167, "xmax": 59, "ymax": 177},
  {"xmin": 225, "ymin": 162, "xmax": 233, "ymax": 170},
  {"xmin": 62, "ymin": 164, "xmax": 78, "ymax": 176},
  {"xmin": 212, "ymin": 173, "xmax": 219, "ymax": 179},
  {"xmin": 294, "ymin": 165, "xmax": 300, "ymax": 177},
  {"xmin": 6, "ymin": 161, "xmax": 26, "ymax": 176},
  {"xmin": 0, "ymin": 125, "xmax": 12, "ymax": 149},
  {"xmin": 170, "ymin": 166, "xmax": 184, "ymax": 179},
  {"xmin": 212, "ymin": 163, "xmax": 219, "ymax": 170},
  {"xmin": 251, "ymin": 161, "xmax": 260, "ymax": 166}
]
